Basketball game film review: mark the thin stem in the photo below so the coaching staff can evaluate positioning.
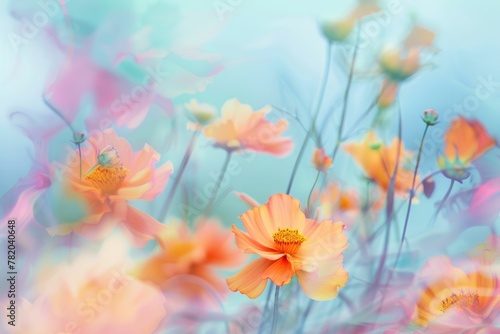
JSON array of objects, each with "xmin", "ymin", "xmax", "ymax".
[
  {"xmin": 43, "ymin": 96, "xmax": 76, "ymax": 133},
  {"xmin": 77, "ymin": 144, "xmax": 82, "ymax": 180},
  {"xmin": 330, "ymin": 29, "xmax": 360, "ymax": 162},
  {"xmin": 286, "ymin": 43, "xmax": 332, "ymax": 195},
  {"xmin": 430, "ymin": 179, "xmax": 455, "ymax": 226},
  {"xmin": 257, "ymin": 285, "xmax": 273, "ymax": 334},
  {"xmin": 371, "ymin": 99, "xmax": 402, "ymax": 291},
  {"xmin": 307, "ymin": 171, "xmax": 321, "ymax": 215},
  {"xmin": 158, "ymin": 131, "xmax": 199, "ymax": 222},
  {"xmin": 203, "ymin": 151, "xmax": 232, "ymax": 217},
  {"xmin": 295, "ymin": 299, "xmax": 314, "ymax": 334},
  {"xmin": 394, "ymin": 124, "xmax": 429, "ymax": 266},
  {"xmin": 270, "ymin": 285, "xmax": 280, "ymax": 334}
]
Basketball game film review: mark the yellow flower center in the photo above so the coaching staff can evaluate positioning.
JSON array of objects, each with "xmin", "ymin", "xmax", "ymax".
[
  {"xmin": 272, "ymin": 228, "xmax": 306, "ymax": 254},
  {"xmin": 85, "ymin": 165, "xmax": 128, "ymax": 196},
  {"xmin": 440, "ymin": 290, "xmax": 479, "ymax": 312}
]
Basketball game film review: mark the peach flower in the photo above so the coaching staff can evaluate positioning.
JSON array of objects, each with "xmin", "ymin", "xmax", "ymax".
[
  {"xmin": 226, "ymin": 194, "xmax": 348, "ymax": 301},
  {"xmin": 315, "ymin": 182, "xmax": 360, "ymax": 222},
  {"xmin": 11, "ymin": 245, "xmax": 167, "ymax": 333},
  {"xmin": 203, "ymin": 99, "xmax": 293, "ymax": 156},
  {"xmin": 401, "ymin": 256, "xmax": 500, "ymax": 333},
  {"xmin": 312, "ymin": 147, "xmax": 333, "ymax": 172},
  {"xmin": 438, "ymin": 117, "xmax": 496, "ymax": 181},
  {"xmin": 344, "ymin": 131, "xmax": 417, "ymax": 196},
  {"xmin": 134, "ymin": 218, "xmax": 245, "ymax": 296},
  {"xmin": 49, "ymin": 129, "xmax": 173, "ymax": 247}
]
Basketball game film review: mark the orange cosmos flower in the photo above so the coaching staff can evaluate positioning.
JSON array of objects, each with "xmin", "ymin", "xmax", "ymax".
[
  {"xmin": 226, "ymin": 193, "xmax": 348, "ymax": 301},
  {"xmin": 438, "ymin": 117, "xmax": 496, "ymax": 181},
  {"xmin": 344, "ymin": 131, "xmax": 417, "ymax": 196},
  {"xmin": 312, "ymin": 147, "xmax": 333, "ymax": 172},
  {"xmin": 49, "ymin": 129, "xmax": 173, "ymax": 247},
  {"xmin": 407, "ymin": 256, "xmax": 500, "ymax": 332},
  {"xmin": 203, "ymin": 99, "xmax": 293, "ymax": 156},
  {"xmin": 134, "ymin": 218, "xmax": 245, "ymax": 297}
]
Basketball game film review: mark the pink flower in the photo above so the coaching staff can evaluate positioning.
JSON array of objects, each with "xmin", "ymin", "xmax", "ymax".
[
  {"xmin": 203, "ymin": 99, "xmax": 294, "ymax": 156},
  {"xmin": 10, "ymin": 243, "xmax": 167, "ymax": 333},
  {"xmin": 49, "ymin": 129, "xmax": 173, "ymax": 247}
]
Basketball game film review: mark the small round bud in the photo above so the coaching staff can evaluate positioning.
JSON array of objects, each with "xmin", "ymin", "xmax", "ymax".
[
  {"xmin": 97, "ymin": 145, "xmax": 122, "ymax": 168},
  {"xmin": 321, "ymin": 19, "xmax": 354, "ymax": 43},
  {"xmin": 72, "ymin": 131, "xmax": 86, "ymax": 144},
  {"xmin": 185, "ymin": 99, "xmax": 217, "ymax": 126},
  {"xmin": 422, "ymin": 109, "xmax": 439, "ymax": 126}
]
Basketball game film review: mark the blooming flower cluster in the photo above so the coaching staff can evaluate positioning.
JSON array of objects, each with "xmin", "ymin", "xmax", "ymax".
[{"xmin": 2, "ymin": 1, "xmax": 499, "ymax": 333}]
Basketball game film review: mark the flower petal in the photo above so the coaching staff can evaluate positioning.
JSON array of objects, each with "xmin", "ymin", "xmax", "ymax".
[
  {"xmin": 296, "ymin": 266, "xmax": 348, "ymax": 301},
  {"xmin": 226, "ymin": 258, "xmax": 273, "ymax": 299},
  {"xmin": 261, "ymin": 257, "xmax": 295, "ymax": 286},
  {"xmin": 232, "ymin": 225, "xmax": 283, "ymax": 260}
]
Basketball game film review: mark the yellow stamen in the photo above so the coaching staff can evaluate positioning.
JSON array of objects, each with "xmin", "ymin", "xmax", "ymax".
[
  {"xmin": 272, "ymin": 228, "xmax": 306, "ymax": 254},
  {"xmin": 440, "ymin": 290, "xmax": 479, "ymax": 312},
  {"xmin": 85, "ymin": 165, "xmax": 127, "ymax": 196}
]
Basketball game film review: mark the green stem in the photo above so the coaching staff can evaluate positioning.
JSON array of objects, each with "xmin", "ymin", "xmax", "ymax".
[
  {"xmin": 371, "ymin": 100, "xmax": 402, "ymax": 291},
  {"xmin": 203, "ymin": 151, "xmax": 232, "ymax": 217},
  {"xmin": 158, "ymin": 131, "xmax": 199, "ymax": 222},
  {"xmin": 394, "ymin": 124, "xmax": 429, "ymax": 266},
  {"xmin": 307, "ymin": 171, "xmax": 321, "ymax": 215},
  {"xmin": 270, "ymin": 285, "xmax": 280, "ymax": 334},
  {"xmin": 286, "ymin": 43, "xmax": 332, "ymax": 195},
  {"xmin": 431, "ymin": 179, "xmax": 455, "ymax": 226},
  {"xmin": 330, "ymin": 29, "xmax": 360, "ymax": 162},
  {"xmin": 295, "ymin": 299, "xmax": 314, "ymax": 334},
  {"xmin": 78, "ymin": 144, "xmax": 82, "ymax": 180},
  {"xmin": 257, "ymin": 285, "xmax": 273, "ymax": 334}
]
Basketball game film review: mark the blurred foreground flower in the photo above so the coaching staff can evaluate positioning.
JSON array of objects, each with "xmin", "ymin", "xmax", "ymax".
[
  {"xmin": 344, "ymin": 131, "xmax": 418, "ymax": 196},
  {"xmin": 401, "ymin": 256, "xmax": 500, "ymax": 333},
  {"xmin": 204, "ymin": 99, "xmax": 293, "ymax": 156},
  {"xmin": 12, "ymin": 245, "xmax": 167, "ymax": 333},
  {"xmin": 49, "ymin": 129, "xmax": 173, "ymax": 247},
  {"xmin": 438, "ymin": 117, "xmax": 496, "ymax": 181},
  {"xmin": 226, "ymin": 194, "xmax": 348, "ymax": 301},
  {"xmin": 134, "ymin": 218, "xmax": 245, "ymax": 297}
]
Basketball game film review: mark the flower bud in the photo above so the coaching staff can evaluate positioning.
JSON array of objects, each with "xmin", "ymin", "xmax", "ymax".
[
  {"xmin": 321, "ymin": 19, "xmax": 354, "ymax": 43},
  {"xmin": 422, "ymin": 109, "xmax": 439, "ymax": 126},
  {"xmin": 72, "ymin": 131, "xmax": 86, "ymax": 144},
  {"xmin": 97, "ymin": 145, "xmax": 122, "ymax": 168},
  {"xmin": 185, "ymin": 99, "xmax": 217, "ymax": 126}
]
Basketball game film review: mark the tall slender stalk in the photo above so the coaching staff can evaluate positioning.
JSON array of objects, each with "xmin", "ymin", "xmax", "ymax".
[
  {"xmin": 158, "ymin": 131, "xmax": 199, "ymax": 222},
  {"xmin": 270, "ymin": 286, "xmax": 280, "ymax": 334},
  {"xmin": 371, "ymin": 100, "xmax": 402, "ymax": 291},
  {"xmin": 393, "ymin": 124, "xmax": 429, "ymax": 266},
  {"xmin": 203, "ymin": 151, "xmax": 232, "ymax": 217},
  {"xmin": 257, "ymin": 286, "xmax": 273, "ymax": 334},
  {"xmin": 330, "ymin": 30, "xmax": 360, "ymax": 162},
  {"xmin": 306, "ymin": 171, "xmax": 321, "ymax": 215},
  {"xmin": 431, "ymin": 179, "xmax": 455, "ymax": 226},
  {"xmin": 296, "ymin": 299, "xmax": 314, "ymax": 334},
  {"xmin": 286, "ymin": 43, "xmax": 332, "ymax": 195}
]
